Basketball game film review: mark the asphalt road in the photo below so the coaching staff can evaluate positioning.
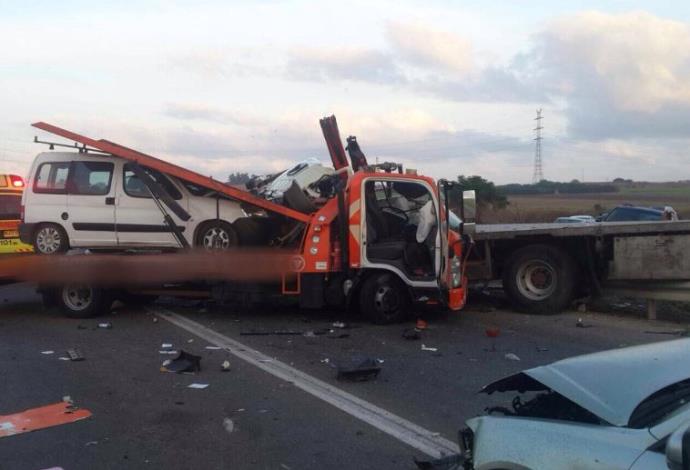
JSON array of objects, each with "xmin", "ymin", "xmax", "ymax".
[{"xmin": 0, "ymin": 283, "xmax": 685, "ymax": 470}]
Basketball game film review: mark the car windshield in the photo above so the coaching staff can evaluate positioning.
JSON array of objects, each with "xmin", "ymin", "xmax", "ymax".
[{"xmin": 629, "ymin": 378, "xmax": 690, "ymax": 428}]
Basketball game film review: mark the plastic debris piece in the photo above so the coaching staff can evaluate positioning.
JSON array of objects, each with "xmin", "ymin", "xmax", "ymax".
[
  {"xmin": 320, "ymin": 358, "xmax": 330, "ymax": 364},
  {"xmin": 336, "ymin": 357, "xmax": 381, "ymax": 382},
  {"xmin": 187, "ymin": 383, "xmax": 209, "ymax": 389},
  {"xmin": 485, "ymin": 327, "xmax": 500, "ymax": 338},
  {"xmin": 332, "ymin": 321, "xmax": 347, "ymax": 329},
  {"xmin": 504, "ymin": 353, "xmax": 521, "ymax": 361},
  {"xmin": 98, "ymin": 322, "xmax": 112, "ymax": 329},
  {"xmin": 258, "ymin": 359, "xmax": 273, "ymax": 363},
  {"xmin": 536, "ymin": 347, "xmax": 549, "ymax": 352},
  {"xmin": 416, "ymin": 319, "xmax": 428, "ymax": 330},
  {"xmin": 421, "ymin": 344, "xmax": 438, "ymax": 352},
  {"xmin": 58, "ymin": 357, "xmax": 70, "ymax": 361},
  {"xmin": 576, "ymin": 318, "xmax": 593, "ymax": 328},
  {"xmin": 85, "ymin": 440, "xmax": 99, "ymax": 446},
  {"xmin": 159, "ymin": 350, "xmax": 178, "ymax": 355},
  {"xmin": 160, "ymin": 350, "xmax": 202, "ymax": 374},
  {"xmin": 221, "ymin": 360, "xmax": 231, "ymax": 372},
  {"xmin": 402, "ymin": 328, "xmax": 421, "ymax": 340},
  {"xmin": 41, "ymin": 351, "xmax": 55, "ymax": 355},
  {"xmin": 223, "ymin": 417, "xmax": 234, "ymax": 433},
  {"xmin": 66, "ymin": 348, "xmax": 85, "ymax": 361},
  {"xmin": 205, "ymin": 346, "xmax": 222, "ymax": 350},
  {"xmin": 0, "ymin": 401, "xmax": 91, "ymax": 438},
  {"xmin": 187, "ymin": 339, "xmax": 194, "ymax": 343},
  {"xmin": 152, "ymin": 317, "xmax": 159, "ymax": 323},
  {"xmin": 161, "ymin": 343, "xmax": 173, "ymax": 348}
]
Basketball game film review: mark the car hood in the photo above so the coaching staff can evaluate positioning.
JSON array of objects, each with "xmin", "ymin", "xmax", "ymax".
[{"xmin": 481, "ymin": 338, "xmax": 690, "ymax": 426}]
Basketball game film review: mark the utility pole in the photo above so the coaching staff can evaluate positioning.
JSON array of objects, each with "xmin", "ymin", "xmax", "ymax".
[{"xmin": 532, "ymin": 109, "xmax": 544, "ymax": 184}]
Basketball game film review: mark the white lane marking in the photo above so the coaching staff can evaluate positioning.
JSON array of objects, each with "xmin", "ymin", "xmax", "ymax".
[{"xmin": 152, "ymin": 307, "xmax": 459, "ymax": 458}]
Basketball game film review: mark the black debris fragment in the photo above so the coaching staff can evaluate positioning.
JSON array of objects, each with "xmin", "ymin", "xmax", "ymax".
[
  {"xmin": 402, "ymin": 328, "xmax": 422, "ymax": 340},
  {"xmin": 336, "ymin": 357, "xmax": 381, "ymax": 382},
  {"xmin": 413, "ymin": 454, "xmax": 466, "ymax": 470},
  {"xmin": 161, "ymin": 350, "xmax": 202, "ymax": 373},
  {"xmin": 66, "ymin": 348, "xmax": 85, "ymax": 361}
]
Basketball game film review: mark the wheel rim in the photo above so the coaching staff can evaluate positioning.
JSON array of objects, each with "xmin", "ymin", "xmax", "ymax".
[
  {"xmin": 373, "ymin": 285, "xmax": 401, "ymax": 318},
  {"xmin": 36, "ymin": 227, "xmax": 62, "ymax": 254},
  {"xmin": 202, "ymin": 226, "xmax": 232, "ymax": 250},
  {"xmin": 61, "ymin": 285, "xmax": 93, "ymax": 311},
  {"xmin": 515, "ymin": 260, "xmax": 557, "ymax": 301}
]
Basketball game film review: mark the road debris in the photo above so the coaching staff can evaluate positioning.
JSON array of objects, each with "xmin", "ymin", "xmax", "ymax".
[
  {"xmin": 221, "ymin": 360, "xmax": 231, "ymax": 372},
  {"xmin": 332, "ymin": 321, "xmax": 347, "ymax": 329},
  {"xmin": 485, "ymin": 327, "xmax": 500, "ymax": 338},
  {"xmin": 159, "ymin": 350, "xmax": 178, "ymax": 355},
  {"xmin": 0, "ymin": 401, "xmax": 92, "ymax": 438},
  {"xmin": 402, "ymin": 328, "xmax": 421, "ymax": 340},
  {"xmin": 41, "ymin": 350, "xmax": 54, "ymax": 355},
  {"xmin": 421, "ymin": 344, "xmax": 438, "ymax": 352},
  {"xmin": 98, "ymin": 322, "xmax": 112, "ymax": 329},
  {"xmin": 152, "ymin": 317, "xmax": 159, "ymax": 323},
  {"xmin": 187, "ymin": 383, "xmax": 209, "ymax": 389},
  {"xmin": 240, "ymin": 330, "xmax": 303, "ymax": 336},
  {"xmin": 536, "ymin": 347, "xmax": 549, "ymax": 352},
  {"xmin": 160, "ymin": 350, "xmax": 202, "ymax": 374},
  {"xmin": 327, "ymin": 331, "xmax": 350, "ymax": 339},
  {"xmin": 336, "ymin": 357, "xmax": 381, "ymax": 382},
  {"xmin": 161, "ymin": 343, "xmax": 173, "ymax": 348},
  {"xmin": 416, "ymin": 319, "xmax": 428, "ymax": 330},
  {"xmin": 205, "ymin": 346, "xmax": 222, "ymax": 350},
  {"xmin": 576, "ymin": 318, "xmax": 593, "ymax": 328},
  {"xmin": 413, "ymin": 453, "xmax": 466, "ymax": 469},
  {"xmin": 66, "ymin": 348, "xmax": 85, "ymax": 361},
  {"xmin": 504, "ymin": 353, "xmax": 521, "ymax": 361},
  {"xmin": 222, "ymin": 417, "xmax": 234, "ymax": 433}
]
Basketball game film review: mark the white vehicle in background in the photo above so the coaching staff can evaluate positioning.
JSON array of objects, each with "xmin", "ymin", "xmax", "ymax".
[
  {"xmin": 450, "ymin": 339, "xmax": 690, "ymax": 470},
  {"xmin": 20, "ymin": 152, "xmax": 246, "ymax": 254}
]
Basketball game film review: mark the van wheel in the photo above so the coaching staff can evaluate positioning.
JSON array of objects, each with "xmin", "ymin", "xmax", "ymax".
[
  {"xmin": 33, "ymin": 223, "xmax": 69, "ymax": 254},
  {"xmin": 359, "ymin": 273, "xmax": 410, "ymax": 324},
  {"xmin": 196, "ymin": 221, "xmax": 238, "ymax": 251},
  {"xmin": 502, "ymin": 244, "xmax": 577, "ymax": 314},
  {"xmin": 57, "ymin": 285, "xmax": 112, "ymax": 318}
]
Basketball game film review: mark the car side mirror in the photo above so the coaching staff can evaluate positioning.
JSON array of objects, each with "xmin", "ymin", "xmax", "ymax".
[
  {"xmin": 666, "ymin": 421, "xmax": 690, "ymax": 470},
  {"xmin": 461, "ymin": 190, "xmax": 476, "ymax": 235}
]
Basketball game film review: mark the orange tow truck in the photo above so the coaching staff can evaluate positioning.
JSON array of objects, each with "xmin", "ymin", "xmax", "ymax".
[{"xmin": 14, "ymin": 117, "xmax": 473, "ymax": 322}]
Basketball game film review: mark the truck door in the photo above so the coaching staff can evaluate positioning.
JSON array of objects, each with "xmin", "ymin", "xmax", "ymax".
[
  {"xmin": 115, "ymin": 163, "xmax": 187, "ymax": 247},
  {"xmin": 66, "ymin": 160, "xmax": 117, "ymax": 247}
]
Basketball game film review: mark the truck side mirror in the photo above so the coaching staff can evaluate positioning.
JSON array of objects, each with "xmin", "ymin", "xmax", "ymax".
[
  {"xmin": 462, "ymin": 190, "xmax": 477, "ymax": 235},
  {"xmin": 666, "ymin": 421, "xmax": 690, "ymax": 470}
]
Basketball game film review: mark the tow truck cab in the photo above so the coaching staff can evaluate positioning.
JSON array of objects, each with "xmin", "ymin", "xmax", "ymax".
[{"xmin": 295, "ymin": 167, "xmax": 472, "ymax": 323}]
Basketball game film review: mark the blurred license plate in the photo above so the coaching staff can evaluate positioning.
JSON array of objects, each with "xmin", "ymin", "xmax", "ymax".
[{"xmin": 3, "ymin": 230, "xmax": 19, "ymax": 238}]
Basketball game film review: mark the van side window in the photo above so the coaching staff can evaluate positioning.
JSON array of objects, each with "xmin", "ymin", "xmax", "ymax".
[
  {"xmin": 34, "ymin": 162, "xmax": 70, "ymax": 194},
  {"xmin": 123, "ymin": 164, "xmax": 182, "ymax": 200},
  {"xmin": 69, "ymin": 161, "xmax": 114, "ymax": 195}
]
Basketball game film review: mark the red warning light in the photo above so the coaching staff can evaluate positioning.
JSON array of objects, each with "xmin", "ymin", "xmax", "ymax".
[{"xmin": 9, "ymin": 175, "xmax": 24, "ymax": 188}]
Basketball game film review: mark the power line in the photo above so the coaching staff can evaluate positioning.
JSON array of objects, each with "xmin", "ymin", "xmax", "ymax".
[{"xmin": 532, "ymin": 109, "xmax": 543, "ymax": 183}]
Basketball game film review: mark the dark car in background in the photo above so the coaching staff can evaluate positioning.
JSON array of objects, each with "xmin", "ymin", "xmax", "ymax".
[{"xmin": 597, "ymin": 205, "xmax": 678, "ymax": 222}]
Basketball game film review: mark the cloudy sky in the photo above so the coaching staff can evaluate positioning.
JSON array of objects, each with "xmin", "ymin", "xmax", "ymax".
[{"xmin": 1, "ymin": 0, "xmax": 689, "ymax": 184}]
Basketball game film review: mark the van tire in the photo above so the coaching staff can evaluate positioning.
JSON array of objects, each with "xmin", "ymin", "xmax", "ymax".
[
  {"xmin": 195, "ymin": 220, "xmax": 238, "ymax": 251},
  {"xmin": 359, "ymin": 273, "xmax": 410, "ymax": 324},
  {"xmin": 55, "ymin": 285, "xmax": 112, "ymax": 318},
  {"xmin": 33, "ymin": 223, "xmax": 69, "ymax": 255},
  {"xmin": 502, "ymin": 244, "xmax": 577, "ymax": 314}
]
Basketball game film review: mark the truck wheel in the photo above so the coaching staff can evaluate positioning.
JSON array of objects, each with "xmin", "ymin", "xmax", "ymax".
[
  {"xmin": 502, "ymin": 244, "xmax": 577, "ymax": 314},
  {"xmin": 359, "ymin": 273, "xmax": 410, "ymax": 324},
  {"xmin": 196, "ymin": 221, "xmax": 238, "ymax": 250},
  {"xmin": 33, "ymin": 223, "xmax": 69, "ymax": 255},
  {"xmin": 57, "ymin": 285, "xmax": 112, "ymax": 318}
]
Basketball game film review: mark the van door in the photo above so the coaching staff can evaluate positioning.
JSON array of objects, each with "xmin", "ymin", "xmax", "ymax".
[
  {"xmin": 66, "ymin": 160, "xmax": 117, "ymax": 247},
  {"xmin": 115, "ymin": 163, "xmax": 187, "ymax": 248}
]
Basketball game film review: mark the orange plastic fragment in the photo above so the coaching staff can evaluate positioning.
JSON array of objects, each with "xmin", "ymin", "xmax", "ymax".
[{"xmin": 0, "ymin": 402, "xmax": 92, "ymax": 438}]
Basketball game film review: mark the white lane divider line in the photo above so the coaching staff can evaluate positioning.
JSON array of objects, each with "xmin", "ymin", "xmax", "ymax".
[{"xmin": 152, "ymin": 307, "xmax": 459, "ymax": 459}]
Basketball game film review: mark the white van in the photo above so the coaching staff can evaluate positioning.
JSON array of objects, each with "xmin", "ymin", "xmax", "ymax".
[{"xmin": 19, "ymin": 152, "xmax": 245, "ymax": 254}]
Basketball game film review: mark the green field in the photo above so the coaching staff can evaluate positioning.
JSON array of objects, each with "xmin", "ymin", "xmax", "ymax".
[{"xmin": 483, "ymin": 181, "xmax": 690, "ymax": 223}]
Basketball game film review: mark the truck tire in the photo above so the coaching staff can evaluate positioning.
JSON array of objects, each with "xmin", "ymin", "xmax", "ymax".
[
  {"xmin": 502, "ymin": 244, "xmax": 577, "ymax": 314},
  {"xmin": 359, "ymin": 272, "xmax": 410, "ymax": 324},
  {"xmin": 55, "ymin": 285, "xmax": 112, "ymax": 318},
  {"xmin": 33, "ymin": 223, "xmax": 69, "ymax": 255},
  {"xmin": 195, "ymin": 220, "xmax": 238, "ymax": 250}
]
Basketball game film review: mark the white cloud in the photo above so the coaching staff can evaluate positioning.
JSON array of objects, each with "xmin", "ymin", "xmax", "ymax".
[{"xmin": 386, "ymin": 22, "xmax": 473, "ymax": 74}]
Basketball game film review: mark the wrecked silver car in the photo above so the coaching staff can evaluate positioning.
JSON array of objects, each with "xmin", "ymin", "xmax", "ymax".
[{"xmin": 432, "ymin": 339, "xmax": 690, "ymax": 470}]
